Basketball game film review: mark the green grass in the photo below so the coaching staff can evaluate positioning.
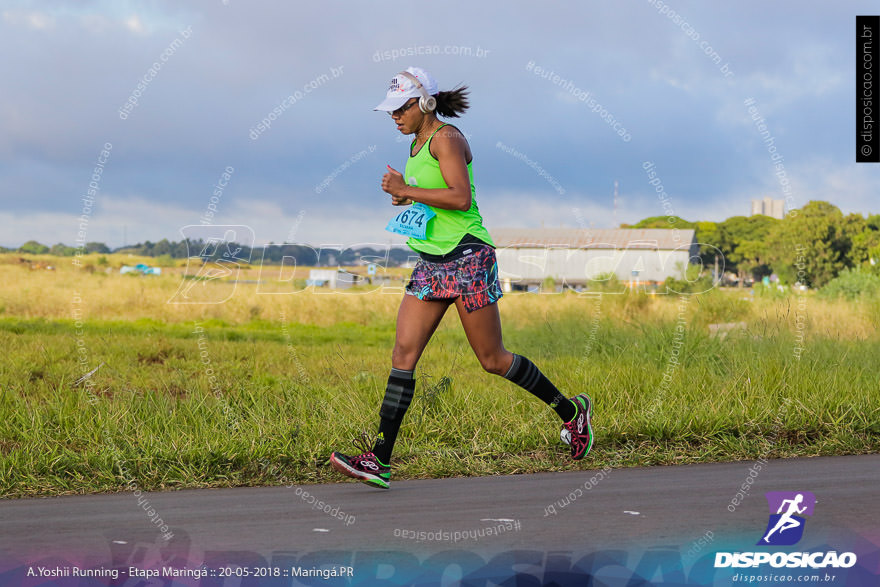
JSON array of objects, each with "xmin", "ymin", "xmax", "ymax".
[{"xmin": 2, "ymin": 306, "xmax": 878, "ymax": 498}]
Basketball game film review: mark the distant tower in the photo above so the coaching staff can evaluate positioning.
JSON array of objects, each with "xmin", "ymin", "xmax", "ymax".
[
  {"xmin": 769, "ymin": 198, "xmax": 784, "ymax": 219},
  {"xmin": 751, "ymin": 197, "xmax": 785, "ymax": 219}
]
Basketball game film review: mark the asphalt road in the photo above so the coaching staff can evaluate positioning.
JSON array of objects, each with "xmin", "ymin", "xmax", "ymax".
[{"xmin": 2, "ymin": 454, "xmax": 878, "ymax": 585}]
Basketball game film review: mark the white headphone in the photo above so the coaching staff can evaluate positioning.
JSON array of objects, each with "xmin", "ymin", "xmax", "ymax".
[{"xmin": 398, "ymin": 71, "xmax": 436, "ymax": 113}]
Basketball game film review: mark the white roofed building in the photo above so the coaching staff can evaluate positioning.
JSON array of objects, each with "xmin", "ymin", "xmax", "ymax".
[{"xmin": 492, "ymin": 228, "xmax": 699, "ymax": 290}]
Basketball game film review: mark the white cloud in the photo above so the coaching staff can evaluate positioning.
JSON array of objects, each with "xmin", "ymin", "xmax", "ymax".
[
  {"xmin": 2, "ymin": 10, "xmax": 55, "ymax": 30},
  {"xmin": 2, "ymin": 5, "xmax": 174, "ymax": 36},
  {"xmin": 787, "ymin": 157, "xmax": 880, "ymax": 215},
  {"xmin": 479, "ymin": 190, "xmax": 615, "ymax": 231},
  {"xmin": 124, "ymin": 14, "xmax": 146, "ymax": 35},
  {"xmin": 1, "ymin": 193, "xmax": 407, "ymax": 250}
]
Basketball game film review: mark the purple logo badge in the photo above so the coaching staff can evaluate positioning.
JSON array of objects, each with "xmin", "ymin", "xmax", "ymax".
[{"xmin": 757, "ymin": 491, "xmax": 816, "ymax": 546}]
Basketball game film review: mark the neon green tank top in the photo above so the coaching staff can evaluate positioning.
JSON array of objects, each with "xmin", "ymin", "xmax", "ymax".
[{"xmin": 403, "ymin": 124, "xmax": 494, "ymax": 255}]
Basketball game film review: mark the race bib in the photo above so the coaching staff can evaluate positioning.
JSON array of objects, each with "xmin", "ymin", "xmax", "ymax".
[{"xmin": 385, "ymin": 202, "xmax": 435, "ymax": 239}]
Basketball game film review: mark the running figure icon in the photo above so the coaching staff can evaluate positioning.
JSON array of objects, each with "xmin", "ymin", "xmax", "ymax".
[{"xmin": 761, "ymin": 493, "xmax": 808, "ymax": 544}]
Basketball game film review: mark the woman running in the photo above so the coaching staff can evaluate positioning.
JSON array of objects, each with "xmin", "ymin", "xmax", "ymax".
[{"xmin": 329, "ymin": 66, "xmax": 593, "ymax": 489}]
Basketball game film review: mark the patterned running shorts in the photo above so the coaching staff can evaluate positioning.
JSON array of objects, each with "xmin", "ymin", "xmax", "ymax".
[{"xmin": 405, "ymin": 245, "xmax": 503, "ymax": 312}]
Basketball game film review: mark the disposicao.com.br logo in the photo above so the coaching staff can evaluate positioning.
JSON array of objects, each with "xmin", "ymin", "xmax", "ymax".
[{"xmin": 714, "ymin": 491, "xmax": 858, "ymax": 570}]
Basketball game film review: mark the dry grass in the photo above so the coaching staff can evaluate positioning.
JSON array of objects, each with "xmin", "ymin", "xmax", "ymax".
[{"xmin": 3, "ymin": 253, "xmax": 879, "ymax": 341}]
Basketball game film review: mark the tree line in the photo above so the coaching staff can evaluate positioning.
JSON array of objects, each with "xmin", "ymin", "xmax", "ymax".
[
  {"xmin": 623, "ymin": 200, "xmax": 879, "ymax": 287},
  {"xmin": 9, "ymin": 200, "xmax": 879, "ymax": 286},
  {"xmin": 8, "ymin": 239, "xmax": 414, "ymax": 267}
]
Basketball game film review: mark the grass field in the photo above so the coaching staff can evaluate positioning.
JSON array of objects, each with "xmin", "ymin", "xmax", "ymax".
[{"xmin": 2, "ymin": 254, "xmax": 879, "ymax": 497}]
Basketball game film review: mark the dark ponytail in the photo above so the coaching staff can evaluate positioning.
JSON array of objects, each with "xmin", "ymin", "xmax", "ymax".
[{"xmin": 433, "ymin": 85, "xmax": 469, "ymax": 118}]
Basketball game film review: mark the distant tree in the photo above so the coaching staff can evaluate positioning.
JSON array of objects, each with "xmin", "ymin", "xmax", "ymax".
[
  {"xmin": 850, "ymin": 214, "xmax": 880, "ymax": 273},
  {"xmin": 18, "ymin": 240, "xmax": 49, "ymax": 255},
  {"xmin": 49, "ymin": 243, "xmax": 77, "ymax": 256},
  {"xmin": 735, "ymin": 240, "xmax": 773, "ymax": 281},
  {"xmin": 717, "ymin": 215, "xmax": 779, "ymax": 285},
  {"xmin": 388, "ymin": 247, "xmax": 413, "ymax": 266},
  {"xmin": 842, "ymin": 212, "xmax": 867, "ymax": 251},
  {"xmin": 765, "ymin": 201, "xmax": 850, "ymax": 287},
  {"xmin": 120, "ymin": 240, "xmax": 157, "ymax": 256},
  {"xmin": 172, "ymin": 239, "xmax": 191, "ymax": 258},
  {"xmin": 85, "ymin": 242, "xmax": 110, "ymax": 254},
  {"xmin": 694, "ymin": 220, "xmax": 722, "ymax": 265},
  {"xmin": 628, "ymin": 216, "xmax": 695, "ymax": 230},
  {"xmin": 153, "ymin": 239, "xmax": 172, "ymax": 256}
]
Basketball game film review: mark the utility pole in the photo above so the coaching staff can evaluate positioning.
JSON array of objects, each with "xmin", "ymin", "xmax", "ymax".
[{"xmin": 612, "ymin": 180, "xmax": 619, "ymax": 228}]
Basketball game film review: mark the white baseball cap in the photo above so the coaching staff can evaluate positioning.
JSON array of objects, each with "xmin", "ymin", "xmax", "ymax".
[{"xmin": 374, "ymin": 66, "xmax": 439, "ymax": 112}]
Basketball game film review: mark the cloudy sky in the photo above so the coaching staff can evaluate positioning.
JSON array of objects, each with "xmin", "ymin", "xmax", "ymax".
[{"xmin": 2, "ymin": 0, "xmax": 876, "ymax": 249}]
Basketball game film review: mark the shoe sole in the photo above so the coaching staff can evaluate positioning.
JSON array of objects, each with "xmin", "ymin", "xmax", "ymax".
[{"xmin": 329, "ymin": 452, "xmax": 390, "ymax": 489}]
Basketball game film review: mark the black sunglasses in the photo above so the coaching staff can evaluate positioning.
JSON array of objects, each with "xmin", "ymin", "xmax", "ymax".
[{"xmin": 389, "ymin": 99, "xmax": 418, "ymax": 117}]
